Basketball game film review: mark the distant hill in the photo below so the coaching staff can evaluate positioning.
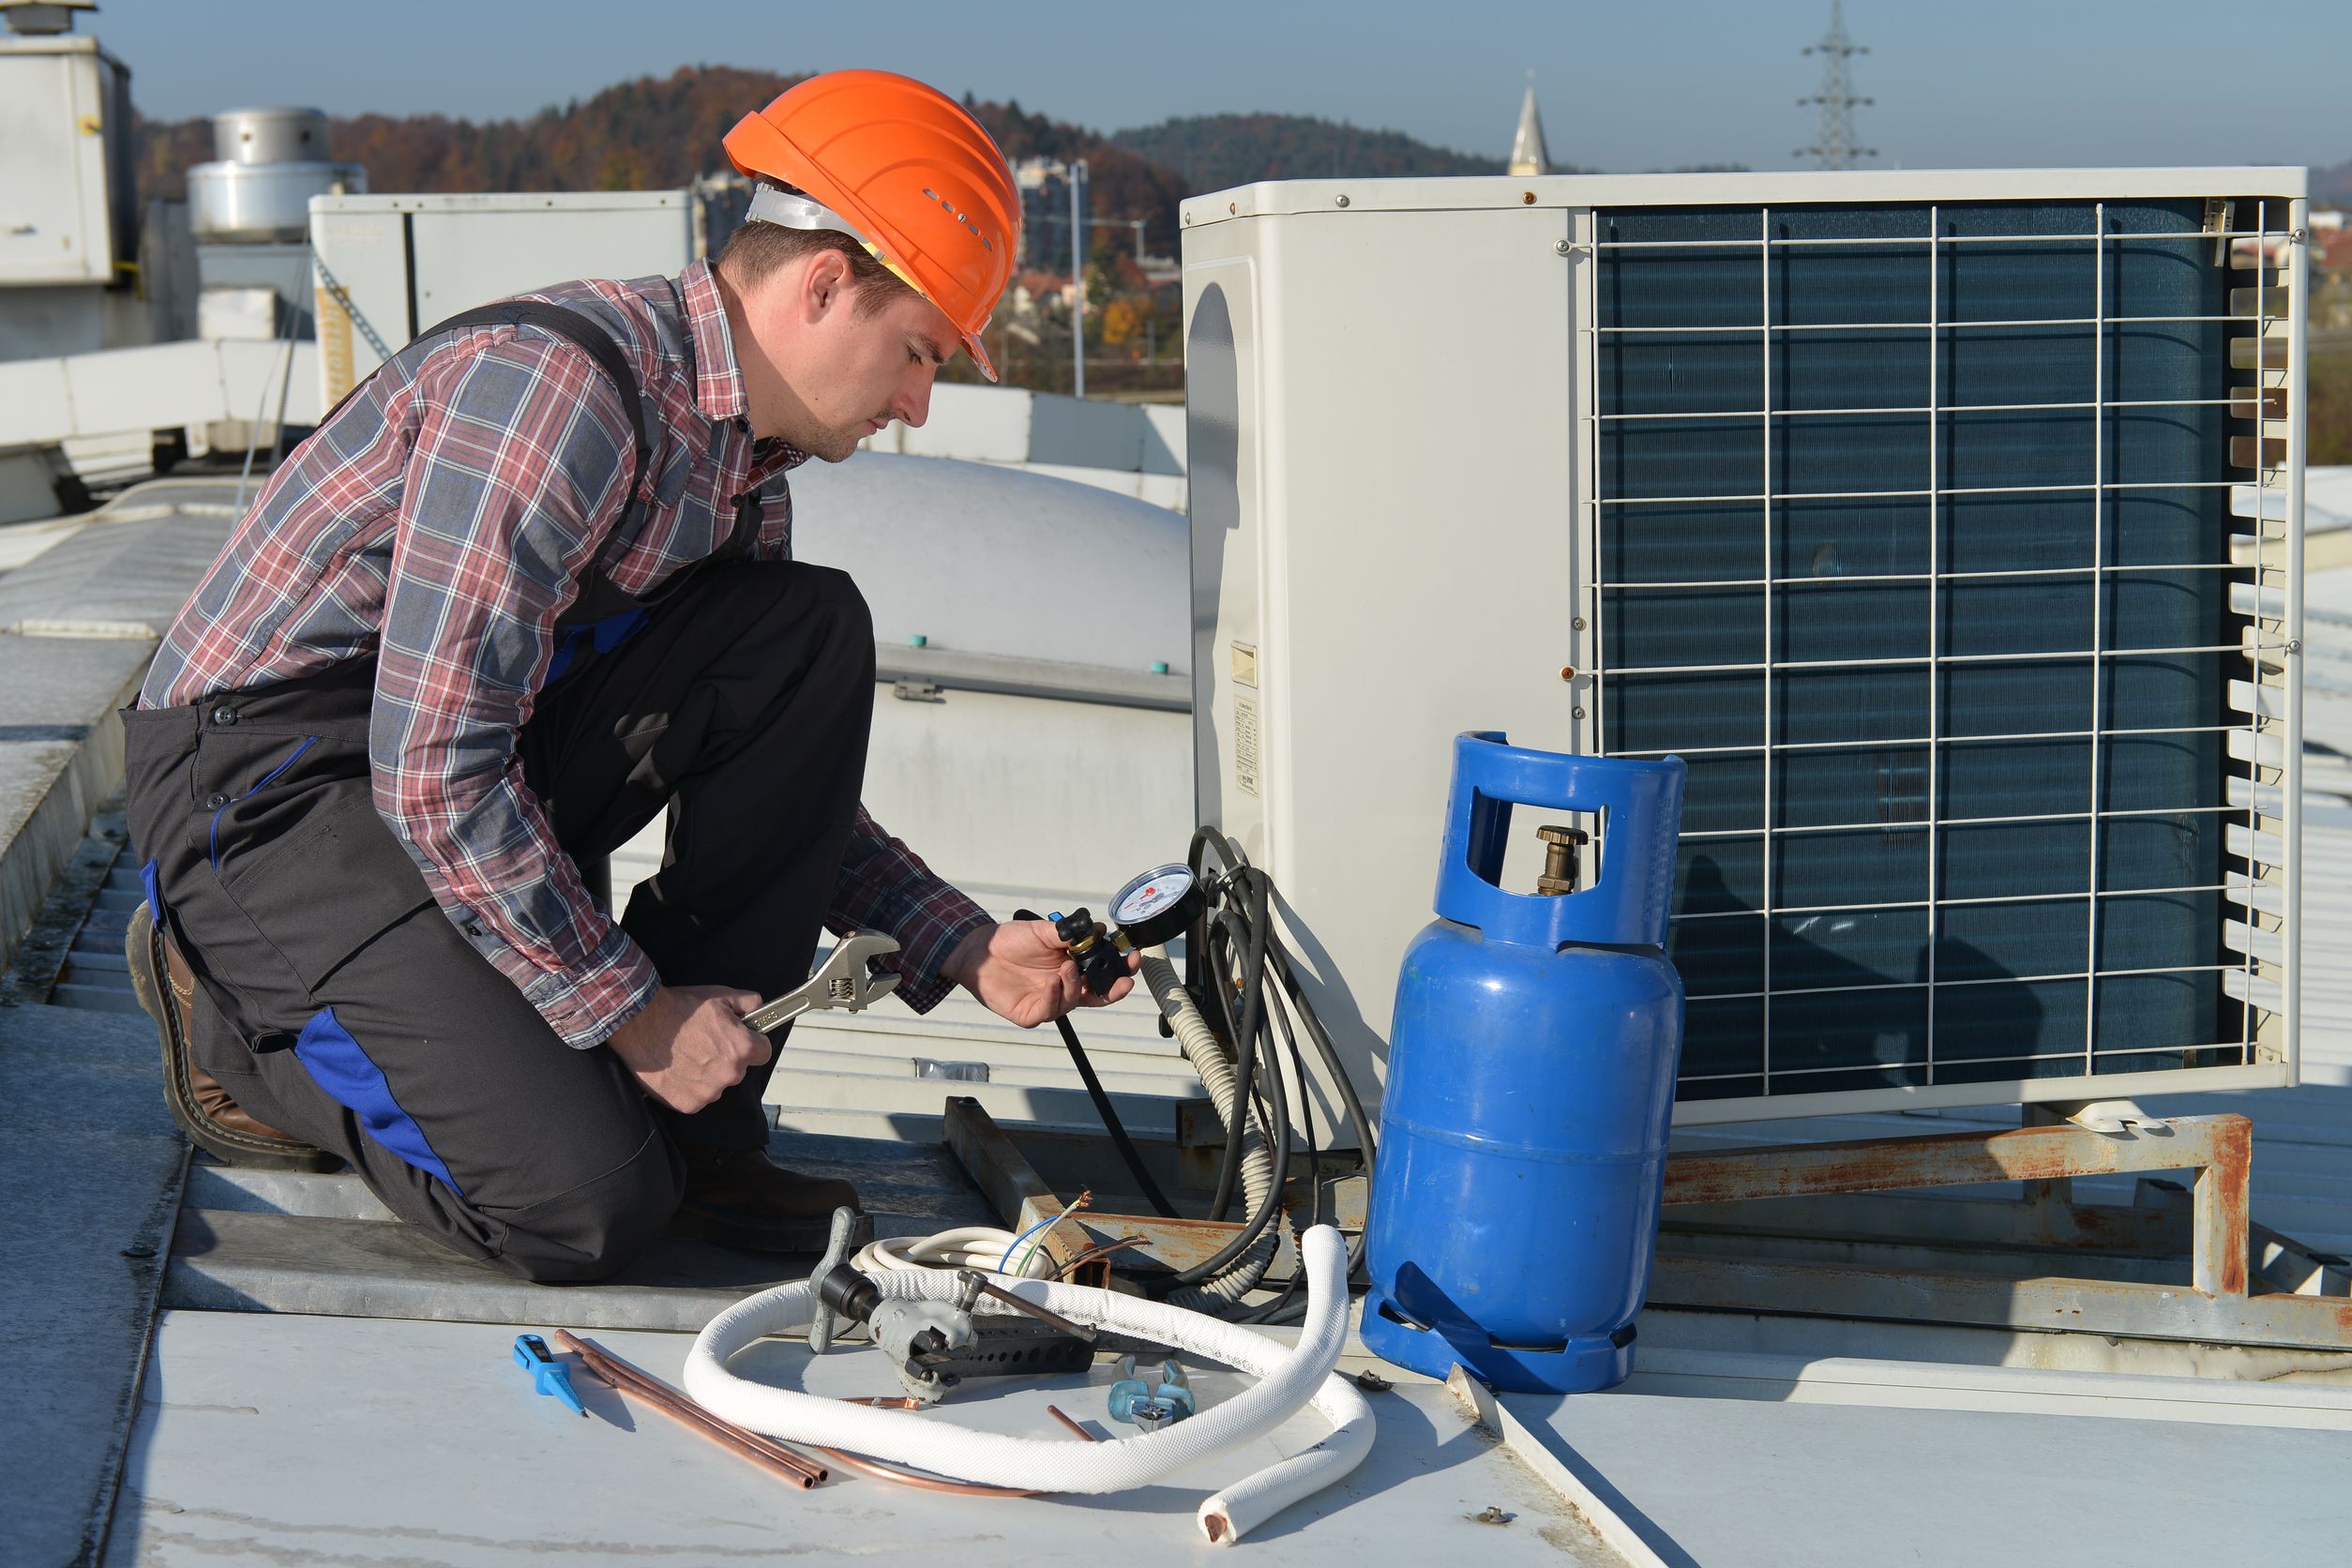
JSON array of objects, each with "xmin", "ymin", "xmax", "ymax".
[
  {"xmin": 138, "ymin": 66, "xmax": 818, "ymax": 204},
  {"xmin": 2316, "ymin": 158, "xmax": 2352, "ymax": 207},
  {"xmin": 1111, "ymin": 113, "xmax": 1517, "ymax": 192}
]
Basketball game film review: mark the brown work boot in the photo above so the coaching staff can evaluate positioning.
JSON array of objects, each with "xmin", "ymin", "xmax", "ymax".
[
  {"xmin": 126, "ymin": 901, "xmax": 337, "ymax": 1170},
  {"xmin": 669, "ymin": 1145, "xmax": 862, "ymax": 1254}
]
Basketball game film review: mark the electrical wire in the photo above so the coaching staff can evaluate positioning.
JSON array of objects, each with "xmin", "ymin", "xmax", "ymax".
[
  {"xmin": 994, "ymin": 1206, "xmax": 1075, "ymax": 1276},
  {"xmin": 1010, "ymin": 1191, "xmax": 1090, "ymax": 1277}
]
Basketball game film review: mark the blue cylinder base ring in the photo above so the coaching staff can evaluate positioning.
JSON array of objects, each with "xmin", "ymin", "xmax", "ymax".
[{"xmin": 1358, "ymin": 1289, "xmax": 1636, "ymax": 1395}]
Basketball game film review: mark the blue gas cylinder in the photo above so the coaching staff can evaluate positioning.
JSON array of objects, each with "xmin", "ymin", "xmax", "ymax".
[{"xmin": 1361, "ymin": 732, "xmax": 1686, "ymax": 1395}]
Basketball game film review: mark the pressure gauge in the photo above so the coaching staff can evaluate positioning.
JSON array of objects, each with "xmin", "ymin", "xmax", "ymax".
[{"xmin": 1108, "ymin": 863, "xmax": 1205, "ymax": 949}]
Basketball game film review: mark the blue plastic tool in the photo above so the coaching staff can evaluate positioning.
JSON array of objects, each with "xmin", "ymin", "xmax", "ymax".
[
  {"xmin": 1106, "ymin": 1355, "xmax": 1193, "ymax": 1429},
  {"xmin": 512, "ymin": 1333, "xmax": 588, "ymax": 1417},
  {"xmin": 1361, "ymin": 733, "xmax": 1687, "ymax": 1395}
]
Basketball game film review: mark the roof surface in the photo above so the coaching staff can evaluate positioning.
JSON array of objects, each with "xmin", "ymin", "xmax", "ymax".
[{"xmin": 3, "ymin": 474, "xmax": 2347, "ymax": 1568}]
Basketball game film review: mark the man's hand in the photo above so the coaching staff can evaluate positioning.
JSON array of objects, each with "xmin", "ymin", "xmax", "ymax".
[
  {"xmin": 605, "ymin": 984, "xmax": 771, "ymax": 1114},
  {"xmin": 942, "ymin": 919, "xmax": 1137, "ymax": 1028}
]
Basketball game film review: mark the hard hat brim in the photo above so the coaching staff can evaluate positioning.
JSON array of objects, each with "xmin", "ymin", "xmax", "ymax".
[{"xmin": 961, "ymin": 328, "xmax": 999, "ymax": 383}]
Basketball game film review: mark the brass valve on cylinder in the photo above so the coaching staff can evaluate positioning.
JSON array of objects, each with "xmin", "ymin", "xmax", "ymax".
[{"xmin": 1536, "ymin": 823, "xmax": 1588, "ymax": 897}]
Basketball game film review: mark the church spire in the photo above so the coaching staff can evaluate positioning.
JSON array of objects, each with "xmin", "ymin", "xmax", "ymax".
[{"xmin": 1509, "ymin": 72, "xmax": 1550, "ymax": 177}]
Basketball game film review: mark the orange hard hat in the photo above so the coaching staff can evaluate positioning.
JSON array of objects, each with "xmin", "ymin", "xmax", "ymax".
[{"xmin": 725, "ymin": 70, "xmax": 1021, "ymax": 382}]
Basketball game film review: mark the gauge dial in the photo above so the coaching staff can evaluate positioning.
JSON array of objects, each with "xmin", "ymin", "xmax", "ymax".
[{"xmin": 1109, "ymin": 863, "xmax": 1204, "ymax": 948}]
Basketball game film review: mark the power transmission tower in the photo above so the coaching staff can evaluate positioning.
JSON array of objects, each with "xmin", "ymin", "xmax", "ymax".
[{"xmin": 1795, "ymin": 1, "xmax": 1876, "ymax": 170}]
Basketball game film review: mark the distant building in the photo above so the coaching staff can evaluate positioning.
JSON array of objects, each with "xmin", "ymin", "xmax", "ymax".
[
  {"xmin": 1013, "ymin": 157, "xmax": 1078, "ymax": 272},
  {"xmin": 1508, "ymin": 76, "xmax": 1550, "ymax": 177}
]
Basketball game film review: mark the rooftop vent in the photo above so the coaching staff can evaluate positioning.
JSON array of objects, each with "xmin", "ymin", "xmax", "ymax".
[{"xmin": 0, "ymin": 1, "xmax": 97, "ymax": 37}]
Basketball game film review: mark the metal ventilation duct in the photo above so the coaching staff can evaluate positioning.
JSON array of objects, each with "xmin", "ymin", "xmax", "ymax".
[{"xmin": 188, "ymin": 107, "xmax": 363, "ymax": 243}]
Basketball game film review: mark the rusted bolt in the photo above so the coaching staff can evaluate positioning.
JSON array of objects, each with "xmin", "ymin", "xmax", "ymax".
[
  {"xmin": 1523, "ymin": 191, "xmax": 1536, "ymax": 204},
  {"xmin": 1229, "ymin": 201, "xmax": 1237, "ymax": 214},
  {"xmin": 1559, "ymin": 664, "xmax": 1577, "ymax": 682}
]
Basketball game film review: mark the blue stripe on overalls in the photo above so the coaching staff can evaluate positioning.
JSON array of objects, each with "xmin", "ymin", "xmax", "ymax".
[
  {"xmin": 544, "ymin": 608, "xmax": 651, "ymax": 685},
  {"xmin": 294, "ymin": 1008, "xmax": 462, "ymax": 1194}
]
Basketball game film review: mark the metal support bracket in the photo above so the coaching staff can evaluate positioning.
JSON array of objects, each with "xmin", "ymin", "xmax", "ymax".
[{"xmin": 1656, "ymin": 1114, "xmax": 2352, "ymax": 1351}]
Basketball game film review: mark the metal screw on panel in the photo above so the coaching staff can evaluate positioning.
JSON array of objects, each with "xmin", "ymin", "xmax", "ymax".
[
  {"xmin": 1572, "ymin": 705, "xmax": 1587, "ymax": 719},
  {"xmin": 1555, "ymin": 238, "xmax": 1572, "ymax": 254},
  {"xmin": 2285, "ymin": 639, "xmax": 2303, "ymax": 655},
  {"xmin": 1573, "ymin": 616, "xmax": 1588, "ymax": 630},
  {"xmin": 1335, "ymin": 194, "xmax": 1349, "ymax": 207}
]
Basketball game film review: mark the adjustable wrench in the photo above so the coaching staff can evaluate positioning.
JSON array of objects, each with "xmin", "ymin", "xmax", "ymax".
[{"xmin": 743, "ymin": 931, "xmax": 901, "ymax": 1033}]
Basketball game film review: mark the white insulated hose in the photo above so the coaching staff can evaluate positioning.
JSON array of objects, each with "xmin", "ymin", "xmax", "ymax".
[
  {"xmin": 850, "ymin": 1227, "xmax": 1056, "ymax": 1280},
  {"xmin": 685, "ymin": 1225, "xmax": 1374, "ymax": 1545},
  {"xmin": 1140, "ymin": 949, "xmax": 1289, "ymax": 1308}
]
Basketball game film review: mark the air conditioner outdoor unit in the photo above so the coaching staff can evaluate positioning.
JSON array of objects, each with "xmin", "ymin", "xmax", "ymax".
[
  {"xmin": 308, "ymin": 190, "xmax": 696, "ymax": 410},
  {"xmin": 1180, "ymin": 169, "xmax": 2304, "ymax": 1131}
]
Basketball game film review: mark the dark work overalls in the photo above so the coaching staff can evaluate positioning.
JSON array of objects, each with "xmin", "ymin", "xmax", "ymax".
[{"xmin": 122, "ymin": 304, "xmax": 877, "ymax": 1281}]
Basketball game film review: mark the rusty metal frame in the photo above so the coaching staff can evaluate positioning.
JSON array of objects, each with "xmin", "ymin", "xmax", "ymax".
[{"xmin": 1653, "ymin": 1113, "xmax": 2352, "ymax": 1351}]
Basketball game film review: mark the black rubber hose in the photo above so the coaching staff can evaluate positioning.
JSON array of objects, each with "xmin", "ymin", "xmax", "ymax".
[
  {"xmin": 1268, "ymin": 938, "xmax": 1378, "ymax": 1161},
  {"xmin": 1013, "ymin": 908, "xmax": 1180, "ymax": 1219},
  {"xmin": 1204, "ymin": 874, "xmax": 1272, "ymax": 1220},
  {"xmin": 1161, "ymin": 941, "xmax": 1293, "ymax": 1290}
]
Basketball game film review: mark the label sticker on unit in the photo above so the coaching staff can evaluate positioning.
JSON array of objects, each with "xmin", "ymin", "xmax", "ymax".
[{"xmin": 1233, "ymin": 692, "xmax": 1260, "ymax": 797}]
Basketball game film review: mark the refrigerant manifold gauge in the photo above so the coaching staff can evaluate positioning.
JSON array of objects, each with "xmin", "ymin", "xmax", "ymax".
[{"xmin": 1108, "ymin": 863, "xmax": 1206, "ymax": 950}]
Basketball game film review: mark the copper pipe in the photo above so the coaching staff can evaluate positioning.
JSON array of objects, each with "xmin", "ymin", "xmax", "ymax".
[
  {"xmin": 555, "ymin": 1330, "xmax": 827, "ymax": 1488},
  {"xmin": 1045, "ymin": 1404, "xmax": 1097, "ymax": 1441},
  {"xmin": 562, "ymin": 1332, "xmax": 827, "ymax": 1484},
  {"xmin": 1053, "ymin": 1235, "xmax": 1149, "ymax": 1280},
  {"xmin": 813, "ymin": 1444, "xmax": 1039, "ymax": 1498},
  {"xmin": 827, "ymin": 1398, "xmax": 1039, "ymax": 1495}
]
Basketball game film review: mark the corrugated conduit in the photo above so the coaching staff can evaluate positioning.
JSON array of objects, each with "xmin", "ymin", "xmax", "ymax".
[
  {"xmin": 685, "ymin": 1225, "xmax": 1373, "ymax": 1545},
  {"xmin": 1140, "ymin": 949, "xmax": 1289, "ymax": 1308}
]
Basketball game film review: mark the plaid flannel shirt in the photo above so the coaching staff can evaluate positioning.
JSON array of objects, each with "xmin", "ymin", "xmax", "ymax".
[{"xmin": 143, "ymin": 260, "xmax": 991, "ymax": 1048}]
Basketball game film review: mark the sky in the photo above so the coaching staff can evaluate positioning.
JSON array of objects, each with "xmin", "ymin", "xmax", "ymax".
[{"xmin": 95, "ymin": 0, "xmax": 2352, "ymax": 174}]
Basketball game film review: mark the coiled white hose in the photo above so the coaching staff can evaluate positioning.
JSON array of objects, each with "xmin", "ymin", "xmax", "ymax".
[
  {"xmin": 850, "ymin": 1227, "xmax": 1056, "ymax": 1280},
  {"xmin": 686, "ymin": 1224, "xmax": 1373, "ymax": 1545},
  {"xmin": 1140, "ymin": 950, "xmax": 1289, "ymax": 1308}
]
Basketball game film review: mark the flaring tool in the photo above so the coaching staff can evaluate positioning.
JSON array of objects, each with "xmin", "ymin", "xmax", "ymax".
[{"xmin": 744, "ymin": 931, "xmax": 900, "ymax": 1033}]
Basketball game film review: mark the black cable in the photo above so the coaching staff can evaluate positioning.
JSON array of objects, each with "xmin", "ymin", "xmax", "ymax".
[
  {"xmin": 1013, "ymin": 908, "xmax": 1179, "ymax": 1219},
  {"xmin": 1268, "ymin": 939, "xmax": 1377, "ymax": 1162}
]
